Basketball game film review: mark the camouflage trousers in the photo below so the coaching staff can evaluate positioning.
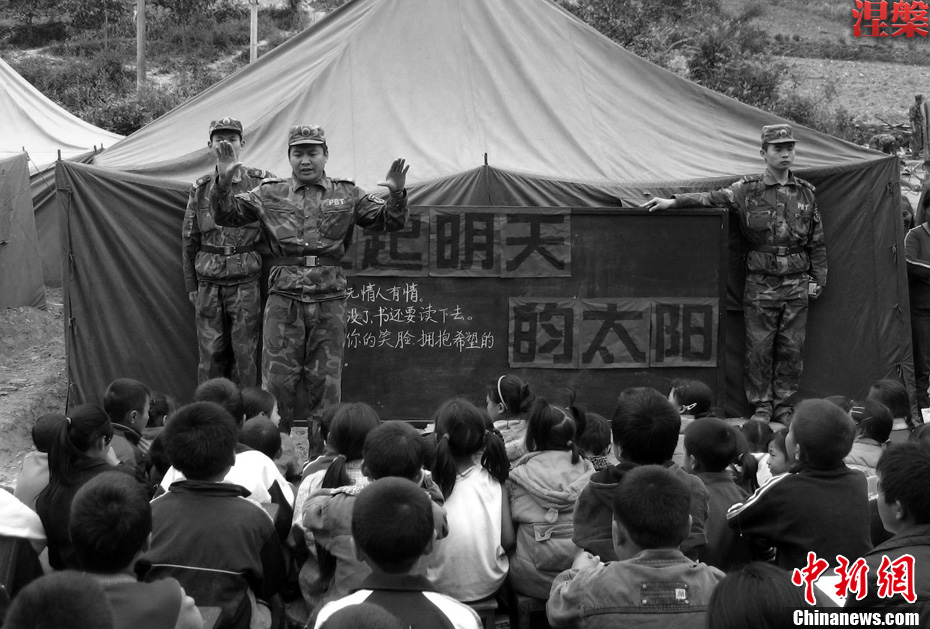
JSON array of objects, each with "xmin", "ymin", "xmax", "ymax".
[
  {"xmin": 194, "ymin": 280, "xmax": 261, "ymax": 388},
  {"xmin": 743, "ymin": 272, "xmax": 809, "ymax": 415},
  {"xmin": 262, "ymin": 294, "xmax": 346, "ymax": 431}
]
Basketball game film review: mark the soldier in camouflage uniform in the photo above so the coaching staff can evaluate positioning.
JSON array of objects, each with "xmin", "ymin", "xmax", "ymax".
[
  {"xmin": 211, "ymin": 124, "xmax": 409, "ymax": 431},
  {"xmin": 182, "ymin": 117, "xmax": 273, "ymax": 388},
  {"xmin": 910, "ymin": 95, "xmax": 925, "ymax": 159},
  {"xmin": 644, "ymin": 124, "xmax": 827, "ymax": 424}
]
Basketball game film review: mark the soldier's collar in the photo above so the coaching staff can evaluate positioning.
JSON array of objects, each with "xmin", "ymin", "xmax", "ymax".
[
  {"xmin": 291, "ymin": 173, "xmax": 331, "ymax": 193},
  {"xmin": 762, "ymin": 168, "xmax": 797, "ymax": 187}
]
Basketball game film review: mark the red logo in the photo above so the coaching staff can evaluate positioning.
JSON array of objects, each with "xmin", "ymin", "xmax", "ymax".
[{"xmin": 853, "ymin": 1, "xmax": 930, "ymax": 37}]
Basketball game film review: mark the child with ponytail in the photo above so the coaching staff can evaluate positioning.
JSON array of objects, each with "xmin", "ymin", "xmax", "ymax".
[
  {"xmin": 427, "ymin": 398, "xmax": 513, "ymax": 602},
  {"xmin": 508, "ymin": 400, "xmax": 594, "ymax": 598},
  {"xmin": 486, "ymin": 375, "xmax": 536, "ymax": 462}
]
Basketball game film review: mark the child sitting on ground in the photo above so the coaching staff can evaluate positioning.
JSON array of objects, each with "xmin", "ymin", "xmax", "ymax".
[
  {"xmin": 427, "ymin": 398, "xmax": 513, "ymax": 602},
  {"xmin": 844, "ymin": 399, "xmax": 893, "ymax": 478},
  {"xmin": 683, "ymin": 417, "xmax": 759, "ymax": 572},
  {"xmin": 573, "ymin": 387, "xmax": 709, "ymax": 562},
  {"xmin": 3, "ymin": 570, "xmax": 116, "ymax": 629},
  {"xmin": 846, "ymin": 442, "xmax": 930, "ymax": 621},
  {"xmin": 575, "ymin": 412, "xmax": 613, "ymax": 471},
  {"xmin": 303, "ymin": 420, "xmax": 447, "ymax": 610},
  {"xmin": 727, "ymin": 398, "xmax": 872, "ymax": 571},
  {"xmin": 740, "ymin": 419, "xmax": 775, "ymax": 486},
  {"xmin": 142, "ymin": 401, "xmax": 287, "ymax": 629},
  {"xmin": 313, "ymin": 477, "xmax": 480, "ymax": 629},
  {"xmin": 868, "ymin": 378, "xmax": 916, "ymax": 442},
  {"xmin": 486, "ymin": 374, "xmax": 536, "ymax": 462},
  {"xmin": 241, "ymin": 416, "xmax": 283, "ymax": 465},
  {"xmin": 14, "ymin": 413, "xmax": 66, "ymax": 511},
  {"xmin": 509, "ymin": 400, "xmax": 594, "ymax": 599},
  {"xmin": 103, "ymin": 378, "xmax": 152, "ymax": 476},
  {"xmin": 766, "ymin": 431, "xmax": 792, "ymax": 478},
  {"xmin": 548, "ymin": 465, "xmax": 724, "ymax": 628},
  {"xmin": 668, "ymin": 379, "xmax": 714, "ymax": 467},
  {"xmin": 243, "ymin": 387, "xmax": 302, "ymax": 483},
  {"xmin": 69, "ymin": 473, "xmax": 202, "ymax": 629},
  {"xmin": 706, "ymin": 562, "xmax": 806, "ymax": 629}
]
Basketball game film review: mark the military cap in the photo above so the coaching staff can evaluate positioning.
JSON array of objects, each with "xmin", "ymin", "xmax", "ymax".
[
  {"xmin": 209, "ymin": 117, "xmax": 243, "ymax": 135},
  {"xmin": 761, "ymin": 124, "xmax": 797, "ymax": 146},
  {"xmin": 288, "ymin": 125, "xmax": 326, "ymax": 146}
]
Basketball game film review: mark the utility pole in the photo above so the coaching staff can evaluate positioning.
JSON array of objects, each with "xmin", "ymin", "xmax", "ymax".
[
  {"xmin": 136, "ymin": 0, "xmax": 146, "ymax": 91},
  {"xmin": 249, "ymin": 0, "xmax": 260, "ymax": 63}
]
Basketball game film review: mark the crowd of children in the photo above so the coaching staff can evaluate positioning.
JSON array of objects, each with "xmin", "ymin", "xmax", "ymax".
[{"xmin": 2, "ymin": 373, "xmax": 930, "ymax": 629}]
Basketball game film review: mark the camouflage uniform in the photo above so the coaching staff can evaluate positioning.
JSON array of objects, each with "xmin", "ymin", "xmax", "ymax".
[
  {"xmin": 910, "ymin": 95, "xmax": 925, "ymax": 158},
  {"xmin": 182, "ymin": 164, "xmax": 272, "ymax": 388},
  {"xmin": 211, "ymin": 126, "xmax": 408, "ymax": 429},
  {"xmin": 675, "ymin": 163, "xmax": 826, "ymax": 419}
]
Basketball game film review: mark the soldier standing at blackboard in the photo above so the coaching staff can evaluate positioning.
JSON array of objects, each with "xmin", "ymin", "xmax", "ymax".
[
  {"xmin": 211, "ymin": 125, "xmax": 409, "ymax": 431},
  {"xmin": 643, "ymin": 124, "xmax": 827, "ymax": 424}
]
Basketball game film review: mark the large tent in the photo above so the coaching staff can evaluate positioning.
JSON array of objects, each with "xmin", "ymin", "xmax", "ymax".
[
  {"xmin": 0, "ymin": 57, "xmax": 122, "ymax": 286},
  {"xmin": 0, "ymin": 153, "xmax": 45, "ymax": 309},
  {"xmin": 61, "ymin": 0, "xmax": 908, "ymax": 414}
]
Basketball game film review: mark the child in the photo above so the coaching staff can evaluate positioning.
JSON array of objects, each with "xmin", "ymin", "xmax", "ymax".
[
  {"xmin": 243, "ymin": 387, "xmax": 302, "ymax": 483},
  {"xmin": 103, "ymin": 378, "xmax": 151, "ymax": 474},
  {"xmin": 572, "ymin": 387, "xmax": 709, "ymax": 562},
  {"xmin": 706, "ymin": 562, "xmax": 806, "ymax": 629},
  {"xmin": 319, "ymin": 604, "xmax": 404, "ymax": 629},
  {"xmin": 868, "ymin": 378, "xmax": 915, "ymax": 442},
  {"xmin": 0, "ymin": 490, "xmax": 45, "ymax": 597},
  {"xmin": 844, "ymin": 399, "xmax": 893, "ymax": 476},
  {"xmin": 575, "ymin": 412, "xmax": 612, "ymax": 471},
  {"xmin": 486, "ymin": 374, "xmax": 536, "ymax": 462},
  {"xmin": 313, "ymin": 477, "xmax": 480, "ymax": 629},
  {"xmin": 142, "ymin": 401, "xmax": 287, "ymax": 629},
  {"xmin": 69, "ymin": 473, "xmax": 203, "ymax": 629},
  {"xmin": 3, "ymin": 570, "xmax": 116, "ymax": 629},
  {"xmin": 846, "ymin": 442, "xmax": 930, "ymax": 620},
  {"xmin": 241, "ymin": 416, "xmax": 283, "ymax": 463},
  {"xmin": 739, "ymin": 419, "xmax": 775, "ymax": 485},
  {"xmin": 766, "ymin": 431, "xmax": 791, "ymax": 477},
  {"xmin": 548, "ymin": 466, "xmax": 724, "ymax": 628},
  {"xmin": 304, "ymin": 422, "xmax": 449, "ymax": 611},
  {"xmin": 508, "ymin": 401, "xmax": 594, "ymax": 598},
  {"xmin": 427, "ymin": 398, "xmax": 513, "ymax": 602},
  {"xmin": 14, "ymin": 413, "xmax": 66, "ymax": 511},
  {"xmin": 141, "ymin": 392, "xmax": 175, "ymax": 453},
  {"xmin": 683, "ymin": 418, "xmax": 757, "ymax": 572},
  {"xmin": 668, "ymin": 379, "xmax": 713, "ymax": 467},
  {"xmin": 727, "ymin": 398, "xmax": 871, "ymax": 571}
]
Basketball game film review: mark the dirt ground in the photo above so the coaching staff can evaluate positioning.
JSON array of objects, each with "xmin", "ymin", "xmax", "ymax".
[{"xmin": 0, "ymin": 287, "xmax": 67, "ymax": 490}]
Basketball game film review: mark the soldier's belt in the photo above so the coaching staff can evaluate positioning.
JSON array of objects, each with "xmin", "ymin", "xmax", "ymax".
[
  {"xmin": 753, "ymin": 245, "xmax": 806, "ymax": 256},
  {"xmin": 200, "ymin": 244, "xmax": 260, "ymax": 255},
  {"xmin": 271, "ymin": 256, "xmax": 341, "ymax": 267}
]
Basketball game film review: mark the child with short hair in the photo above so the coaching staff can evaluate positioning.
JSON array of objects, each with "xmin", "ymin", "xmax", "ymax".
[
  {"xmin": 706, "ymin": 562, "xmax": 806, "ymax": 629},
  {"xmin": 766, "ymin": 431, "xmax": 791, "ymax": 477},
  {"xmin": 241, "ymin": 416, "xmax": 283, "ymax": 462},
  {"xmin": 508, "ymin": 400, "xmax": 594, "ymax": 598},
  {"xmin": 486, "ymin": 374, "xmax": 536, "ymax": 462},
  {"xmin": 868, "ymin": 378, "xmax": 915, "ymax": 442},
  {"xmin": 844, "ymin": 399, "xmax": 893, "ymax": 476},
  {"xmin": 142, "ymin": 401, "xmax": 287, "ymax": 629},
  {"xmin": 14, "ymin": 413, "xmax": 67, "ymax": 511},
  {"xmin": 69, "ymin": 473, "xmax": 202, "ymax": 629},
  {"xmin": 243, "ymin": 387, "xmax": 302, "ymax": 484},
  {"xmin": 3, "ymin": 570, "xmax": 116, "ymax": 629},
  {"xmin": 427, "ymin": 398, "xmax": 513, "ymax": 602},
  {"xmin": 572, "ymin": 387, "xmax": 709, "ymax": 562},
  {"xmin": 846, "ymin": 442, "xmax": 930, "ymax": 620},
  {"xmin": 727, "ymin": 398, "xmax": 872, "ymax": 571},
  {"xmin": 683, "ymin": 418, "xmax": 758, "ymax": 572},
  {"xmin": 575, "ymin": 412, "xmax": 612, "ymax": 471},
  {"xmin": 548, "ymin": 465, "xmax": 724, "ymax": 628},
  {"xmin": 669, "ymin": 379, "xmax": 714, "ymax": 467},
  {"xmin": 313, "ymin": 477, "xmax": 480, "ymax": 629},
  {"xmin": 103, "ymin": 378, "xmax": 151, "ymax": 474}
]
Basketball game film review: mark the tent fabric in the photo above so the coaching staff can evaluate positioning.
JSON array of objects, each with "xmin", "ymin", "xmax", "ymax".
[
  {"xmin": 65, "ymin": 0, "xmax": 910, "ymax": 415},
  {"xmin": 0, "ymin": 153, "xmax": 46, "ymax": 309},
  {"xmin": 0, "ymin": 58, "xmax": 122, "ymax": 168}
]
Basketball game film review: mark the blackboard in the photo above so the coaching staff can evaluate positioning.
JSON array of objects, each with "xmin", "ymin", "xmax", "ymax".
[{"xmin": 337, "ymin": 207, "xmax": 728, "ymax": 420}]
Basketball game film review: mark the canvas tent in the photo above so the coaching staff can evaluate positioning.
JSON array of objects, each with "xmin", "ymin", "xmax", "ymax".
[
  {"xmin": 0, "ymin": 57, "xmax": 122, "ymax": 286},
  {"xmin": 61, "ymin": 0, "xmax": 908, "ymax": 416},
  {"xmin": 0, "ymin": 153, "xmax": 45, "ymax": 309}
]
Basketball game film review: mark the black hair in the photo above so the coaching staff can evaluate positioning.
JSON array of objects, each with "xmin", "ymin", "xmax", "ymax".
[
  {"xmin": 576, "ymin": 412, "xmax": 610, "ymax": 457},
  {"xmin": 240, "ymin": 416, "xmax": 282, "ymax": 460},
  {"xmin": 761, "ymin": 140, "xmax": 795, "ymax": 153},
  {"xmin": 668, "ymin": 379, "xmax": 713, "ymax": 416},
  {"xmin": 876, "ymin": 442, "xmax": 930, "ymax": 525},
  {"xmin": 791, "ymin": 399, "xmax": 856, "ymax": 468},
  {"xmin": 147, "ymin": 392, "xmax": 176, "ymax": 429},
  {"xmin": 683, "ymin": 417, "xmax": 758, "ymax": 488},
  {"xmin": 48, "ymin": 405, "xmax": 113, "ymax": 485},
  {"xmin": 613, "ymin": 465, "xmax": 690, "ymax": 549},
  {"xmin": 850, "ymin": 399, "xmax": 893, "ymax": 443},
  {"xmin": 242, "ymin": 387, "xmax": 276, "ymax": 419},
  {"xmin": 319, "ymin": 403, "xmax": 343, "ymax": 443},
  {"xmin": 161, "ymin": 402, "xmax": 237, "ymax": 480},
  {"xmin": 103, "ymin": 378, "xmax": 150, "ymax": 425},
  {"xmin": 148, "ymin": 433, "xmax": 171, "ymax": 477},
  {"xmin": 194, "ymin": 378, "xmax": 245, "ymax": 425},
  {"xmin": 32, "ymin": 414, "xmax": 67, "ymax": 453},
  {"xmin": 868, "ymin": 378, "xmax": 912, "ymax": 424},
  {"xmin": 524, "ymin": 399, "xmax": 580, "ymax": 464},
  {"xmin": 910, "ymin": 422, "xmax": 930, "ymax": 446},
  {"xmin": 319, "ymin": 603, "xmax": 403, "ymax": 629},
  {"xmin": 731, "ymin": 427, "xmax": 760, "ymax": 492},
  {"xmin": 740, "ymin": 419, "xmax": 774, "ymax": 453},
  {"xmin": 209, "ymin": 130, "xmax": 243, "ymax": 143},
  {"xmin": 431, "ymin": 397, "xmax": 509, "ymax": 499},
  {"xmin": 3, "ymin": 570, "xmax": 115, "ymax": 629},
  {"xmin": 351, "ymin": 477, "xmax": 434, "ymax": 574},
  {"xmin": 770, "ymin": 431, "xmax": 788, "ymax": 457},
  {"xmin": 70, "ymin": 473, "xmax": 151, "ymax": 573},
  {"xmin": 824, "ymin": 395, "xmax": 854, "ymax": 413},
  {"xmin": 706, "ymin": 562, "xmax": 805, "ymax": 629},
  {"xmin": 363, "ymin": 421, "xmax": 427, "ymax": 481},
  {"xmin": 487, "ymin": 374, "xmax": 535, "ymax": 417},
  {"xmin": 321, "ymin": 402, "xmax": 380, "ymax": 489},
  {"xmin": 610, "ymin": 387, "xmax": 680, "ymax": 465}
]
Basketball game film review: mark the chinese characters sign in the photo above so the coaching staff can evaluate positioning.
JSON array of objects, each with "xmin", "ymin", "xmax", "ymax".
[
  {"xmin": 792, "ymin": 551, "xmax": 916, "ymax": 605},
  {"xmin": 852, "ymin": 1, "xmax": 929, "ymax": 37}
]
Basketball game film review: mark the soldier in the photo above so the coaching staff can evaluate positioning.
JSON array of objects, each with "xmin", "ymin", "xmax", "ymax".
[
  {"xmin": 182, "ymin": 118, "xmax": 272, "ymax": 388},
  {"xmin": 643, "ymin": 124, "xmax": 827, "ymax": 424},
  {"xmin": 211, "ymin": 125, "xmax": 409, "ymax": 431},
  {"xmin": 909, "ymin": 94, "xmax": 925, "ymax": 159}
]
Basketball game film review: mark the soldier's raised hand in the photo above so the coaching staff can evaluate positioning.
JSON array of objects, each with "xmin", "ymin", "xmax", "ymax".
[
  {"xmin": 213, "ymin": 141, "xmax": 242, "ymax": 189},
  {"xmin": 377, "ymin": 158, "xmax": 409, "ymax": 194}
]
